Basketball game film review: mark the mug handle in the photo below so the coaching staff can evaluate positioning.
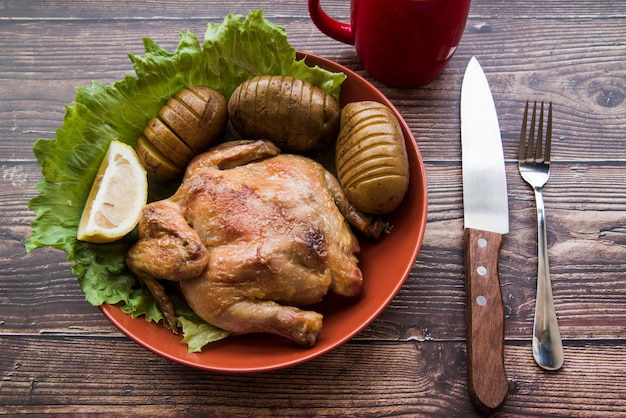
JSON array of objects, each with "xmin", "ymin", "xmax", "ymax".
[{"xmin": 308, "ymin": 0, "xmax": 355, "ymax": 45}]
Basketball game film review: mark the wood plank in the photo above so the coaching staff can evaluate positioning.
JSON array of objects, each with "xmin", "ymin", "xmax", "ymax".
[
  {"xmin": 4, "ymin": 161, "xmax": 625, "ymax": 340},
  {"xmin": 1, "ymin": 337, "xmax": 625, "ymax": 416},
  {"xmin": 2, "ymin": 13, "xmax": 626, "ymax": 162},
  {"xmin": 3, "ymin": 0, "xmax": 626, "ymax": 20}
]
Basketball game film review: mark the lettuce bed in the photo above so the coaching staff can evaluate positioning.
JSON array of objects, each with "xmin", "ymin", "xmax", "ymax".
[{"xmin": 26, "ymin": 10, "xmax": 346, "ymax": 352}]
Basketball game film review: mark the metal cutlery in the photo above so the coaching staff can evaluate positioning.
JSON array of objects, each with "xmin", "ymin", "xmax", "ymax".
[{"xmin": 518, "ymin": 101, "xmax": 564, "ymax": 371}]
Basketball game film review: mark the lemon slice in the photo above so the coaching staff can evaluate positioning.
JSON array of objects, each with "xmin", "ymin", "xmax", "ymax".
[{"xmin": 77, "ymin": 140, "xmax": 148, "ymax": 243}]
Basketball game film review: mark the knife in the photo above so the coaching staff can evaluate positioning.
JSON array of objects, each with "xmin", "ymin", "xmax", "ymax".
[{"xmin": 460, "ymin": 57, "xmax": 509, "ymax": 413}]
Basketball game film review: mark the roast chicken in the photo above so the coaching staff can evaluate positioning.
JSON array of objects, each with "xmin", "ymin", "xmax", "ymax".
[{"xmin": 126, "ymin": 139, "xmax": 386, "ymax": 347}]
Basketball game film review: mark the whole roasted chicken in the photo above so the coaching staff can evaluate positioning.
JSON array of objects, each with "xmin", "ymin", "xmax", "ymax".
[{"xmin": 127, "ymin": 140, "xmax": 386, "ymax": 347}]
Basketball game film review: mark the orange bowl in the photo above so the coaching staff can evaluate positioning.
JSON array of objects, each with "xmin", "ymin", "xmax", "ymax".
[{"xmin": 101, "ymin": 51, "xmax": 428, "ymax": 372}]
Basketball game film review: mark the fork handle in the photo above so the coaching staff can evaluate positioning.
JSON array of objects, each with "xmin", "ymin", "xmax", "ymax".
[{"xmin": 532, "ymin": 187, "xmax": 564, "ymax": 370}]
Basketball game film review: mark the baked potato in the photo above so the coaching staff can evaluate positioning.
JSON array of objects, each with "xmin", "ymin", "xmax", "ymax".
[
  {"xmin": 136, "ymin": 86, "xmax": 227, "ymax": 180},
  {"xmin": 227, "ymin": 75, "xmax": 340, "ymax": 153},
  {"xmin": 335, "ymin": 101, "xmax": 409, "ymax": 215}
]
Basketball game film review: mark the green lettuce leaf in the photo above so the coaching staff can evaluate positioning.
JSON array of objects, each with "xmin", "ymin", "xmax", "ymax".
[{"xmin": 26, "ymin": 9, "xmax": 346, "ymax": 352}]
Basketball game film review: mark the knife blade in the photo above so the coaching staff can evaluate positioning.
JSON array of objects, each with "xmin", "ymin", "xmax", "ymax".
[{"xmin": 460, "ymin": 56, "xmax": 509, "ymax": 413}]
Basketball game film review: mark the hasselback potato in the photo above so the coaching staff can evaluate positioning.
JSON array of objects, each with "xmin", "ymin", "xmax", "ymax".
[
  {"xmin": 335, "ymin": 101, "xmax": 409, "ymax": 215},
  {"xmin": 227, "ymin": 75, "xmax": 340, "ymax": 153},
  {"xmin": 136, "ymin": 86, "xmax": 227, "ymax": 180}
]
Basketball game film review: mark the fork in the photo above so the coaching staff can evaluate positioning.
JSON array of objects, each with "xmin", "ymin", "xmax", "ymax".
[{"xmin": 518, "ymin": 101, "xmax": 564, "ymax": 371}]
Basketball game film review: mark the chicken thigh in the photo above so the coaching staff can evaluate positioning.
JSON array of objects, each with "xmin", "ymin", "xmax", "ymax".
[{"xmin": 127, "ymin": 139, "xmax": 386, "ymax": 347}]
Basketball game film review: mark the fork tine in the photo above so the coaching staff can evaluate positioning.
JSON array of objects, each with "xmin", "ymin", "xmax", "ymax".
[
  {"xmin": 545, "ymin": 102, "xmax": 552, "ymax": 164},
  {"xmin": 526, "ymin": 101, "xmax": 537, "ymax": 161},
  {"xmin": 519, "ymin": 100, "xmax": 530, "ymax": 162},
  {"xmin": 536, "ymin": 102, "xmax": 544, "ymax": 161}
]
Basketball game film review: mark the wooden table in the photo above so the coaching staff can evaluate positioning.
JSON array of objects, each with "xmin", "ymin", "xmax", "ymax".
[{"xmin": 2, "ymin": 1, "xmax": 625, "ymax": 415}]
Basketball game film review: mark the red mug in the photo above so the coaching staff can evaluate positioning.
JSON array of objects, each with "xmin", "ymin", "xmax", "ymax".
[{"xmin": 308, "ymin": 0, "xmax": 472, "ymax": 87}]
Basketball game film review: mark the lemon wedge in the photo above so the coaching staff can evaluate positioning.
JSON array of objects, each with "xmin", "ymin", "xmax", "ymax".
[{"xmin": 77, "ymin": 140, "xmax": 148, "ymax": 243}]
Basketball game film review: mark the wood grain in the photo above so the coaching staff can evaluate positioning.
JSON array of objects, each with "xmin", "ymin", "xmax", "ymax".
[
  {"xmin": 465, "ymin": 229, "xmax": 508, "ymax": 412},
  {"xmin": 4, "ymin": 161, "xmax": 625, "ymax": 340},
  {"xmin": 1, "ymin": 0, "xmax": 626, "ymax": 415},
  {"xmin": 2, "ymin": 338, "xmax": 626, "ymax": 416}
]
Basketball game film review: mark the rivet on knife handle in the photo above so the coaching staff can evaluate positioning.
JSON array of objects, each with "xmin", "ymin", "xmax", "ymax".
[{"xmin": 465, "ymin": 228, "xmax": 509, "ymax": 412}]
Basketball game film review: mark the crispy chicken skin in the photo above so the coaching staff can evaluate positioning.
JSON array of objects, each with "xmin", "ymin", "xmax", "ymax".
[{"xmin": 127, "ymin": 139, "xmax": 385, "ymax": 347}]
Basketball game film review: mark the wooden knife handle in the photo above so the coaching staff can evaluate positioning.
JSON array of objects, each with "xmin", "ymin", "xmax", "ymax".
[{"xmin": 465, "ymin": 228, "xmax": 509, "ymax": 413}]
